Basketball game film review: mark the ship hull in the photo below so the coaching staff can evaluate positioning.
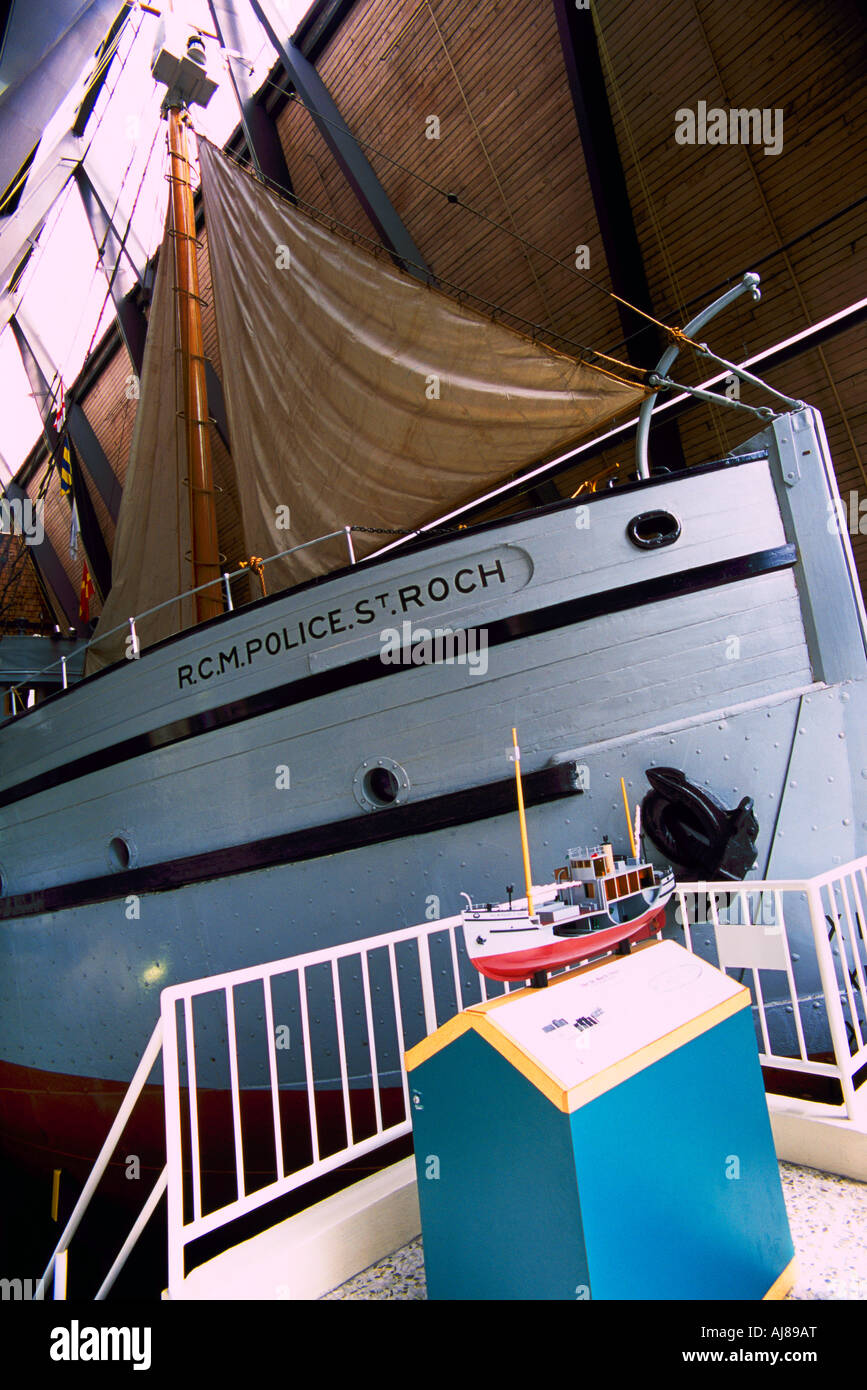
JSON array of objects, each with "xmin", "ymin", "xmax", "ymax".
[
  {"xmin": 2, "ymin": 410, "xmax": 867, "ymax": 1170},
  {"xmin": 466, "ymin": 905, "xmax": 667, "ymax": 982}
]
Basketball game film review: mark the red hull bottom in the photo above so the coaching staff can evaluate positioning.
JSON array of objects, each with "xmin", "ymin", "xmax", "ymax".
[
  {"xmin": 0, "ymin": 1058, "xmax": 408, "ymax": 1202},
  {"xmin": 472, "ymin": 908, "xmax": 665, "ymax": 982}
]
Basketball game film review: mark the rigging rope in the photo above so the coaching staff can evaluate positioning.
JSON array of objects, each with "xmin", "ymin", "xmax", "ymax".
[
  {"xmin": 690, "ymin": 0, "xmax": 865, "ymax": 485},
  {"xmin": 590, "ymin": 4, "xmax": 728, "ymax": 460},
  {"xmin": 207, "ymin": 139, "xmax": 647, "ymax": 387},
  {"xmin": 249, "ymin": 71, "xmax": 699, "ymax": 354},
  {"xmin": 419, "ymin": 0, "xmax": 559, "ymax": 334}
]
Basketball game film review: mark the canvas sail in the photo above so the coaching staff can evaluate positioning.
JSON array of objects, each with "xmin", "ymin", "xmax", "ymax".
[
  {"xmin": 86, "ymin": 214, "xmax": 193, "ymax": 671},
  {"xmin": 198, "ymin": 139, "xmax": 646, "ymax": 588}
]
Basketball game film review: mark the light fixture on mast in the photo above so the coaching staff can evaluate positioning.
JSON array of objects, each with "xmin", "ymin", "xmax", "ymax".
[{"xmin": 151, "ymin": 19, "xmax": 218, "ymax": 113}]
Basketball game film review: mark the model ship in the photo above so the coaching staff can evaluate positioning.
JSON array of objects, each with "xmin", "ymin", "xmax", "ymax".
[
  {"xmin": 1, "ymin": 13, "xmax": 866, "ymax": 1179},
  {"xmin": 463, "ymin": 844, "xmax": 675, "ymax": 983},
  {"xmin": 462, "ymin": 736, "xmax": 675, "ymax": 982}
]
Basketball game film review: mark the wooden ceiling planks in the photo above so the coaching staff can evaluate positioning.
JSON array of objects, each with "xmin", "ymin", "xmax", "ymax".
[{"xmin": 9, "ymin": 0, "xmax": 866, "ymax": 625}]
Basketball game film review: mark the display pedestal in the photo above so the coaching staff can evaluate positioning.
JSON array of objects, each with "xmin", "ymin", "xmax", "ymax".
[{"xmin": 406, "ymin": 940, "xmax": 795, "ymax": 1300}]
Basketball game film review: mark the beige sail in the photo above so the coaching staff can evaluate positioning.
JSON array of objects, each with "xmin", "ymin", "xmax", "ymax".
[
  {"xmin": 198, "ymin": 139, "xmax": 646, "ymax": 589},
  {"xmin": 86, "ymin": 214, "xmax": 193, "ymax": 671}
]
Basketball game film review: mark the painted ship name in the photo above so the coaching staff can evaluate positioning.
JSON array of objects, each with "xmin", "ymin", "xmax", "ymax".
[{"xmin": 177, "ymin": 555, "xmax": 511, "ymax": 688}]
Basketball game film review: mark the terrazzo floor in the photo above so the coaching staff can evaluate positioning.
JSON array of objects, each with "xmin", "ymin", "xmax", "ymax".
[{"xmin": 321, "ymin": 1161, "xmax": 867, "ymax": 1300}]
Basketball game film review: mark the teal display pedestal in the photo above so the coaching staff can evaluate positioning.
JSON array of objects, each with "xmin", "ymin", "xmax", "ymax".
[{"xmin": 406, "ymin": 940, "xmax": 795, "ymax": 1300}]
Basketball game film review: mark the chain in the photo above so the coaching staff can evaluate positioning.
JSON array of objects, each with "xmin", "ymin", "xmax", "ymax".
[{"xmin": 349, "ymin": 523, "xmax": 468, "ymax": 537}]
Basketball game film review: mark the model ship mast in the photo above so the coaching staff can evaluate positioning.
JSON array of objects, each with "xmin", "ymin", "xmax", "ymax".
[{"xmin": 512, "ymin": 727, "xmax": 535, "ymax": 918}]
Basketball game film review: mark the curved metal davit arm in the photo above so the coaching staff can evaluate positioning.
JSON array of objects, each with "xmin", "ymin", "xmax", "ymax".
[{"xmin": 635, "ymin": 272, "xmax": 762, "ymax": 479}]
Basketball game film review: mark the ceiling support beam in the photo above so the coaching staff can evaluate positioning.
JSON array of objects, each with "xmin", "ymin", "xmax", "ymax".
[
  {"xmin": 9, "ymin": 315, "xmax": 114, "ymax": 601},
  {"xmin": 207, "ymin": 0, "xmax": 294, "ymax": 195},
  {"xmin": 8, "ymin": 312, "xmax": 120, "ymax": 522},
  {"xmin": 65, "ymin": 400, "xmax": 122, "ymax": 525},
  {"xmin": 552, "ymin": 0, "xmax": 686, "ymax": 471},
  {"xmin": 0, "ymin": 133, "xmax": 84, "ymax": 296},
  {"xmin": 71, "ymin": 2, "xmax": 135, "ymax": 138},
  {"xmin": 553, "ymin": 0, "xmax": 661, "ymax": 367},
  {"xmin": 2, "ymin": 479, "xmax": 83, "ymax": 633},
  {"xmin": 64, "ymin": 434, "xmax": 112, "ymax": 600},
  {"xmin": 10, "ymin": 312, "xmax": 122, "ymax": 524},
  {"xmin": 74, "ymin": 165, "xmax": 148, "ymax": 378},
  {"xmin": 294, "ymin": 0, "xmax": 359, "ymax": 64},
  {"xmin": 248, "ymin": 0, "xmax": 432, "ymax": 282}
]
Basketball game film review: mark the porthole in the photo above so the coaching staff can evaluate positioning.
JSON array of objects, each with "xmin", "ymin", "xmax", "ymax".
[
  {"xmin": 108, "ymin": 834, "xmax": 136, "ymax": 872},
  {"xmin": 626, "ymin": 509, "xmax": 681, "ymax": 550},
  {"xmin": 353, "ymin": 757, "xmax": 410, "ymax": 811},
  {"xmin": 366, "ymin": 767, "xmax": 399, "ymax": 804}
]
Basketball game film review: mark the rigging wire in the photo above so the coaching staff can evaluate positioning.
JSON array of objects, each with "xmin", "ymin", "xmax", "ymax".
[
  {"xmin": 592, "ymin": 4, "xmax": 727, "ymax": 459},
  {"xmin": 208, "ymin": 138, "xmax": 646, "ymax": 387},
  {"xmin": 249, "ymin": 73, "xmax": 693, "ymax": 353},
  {"xmin": 606, "ymin": 194, "xmax": 867, "ymax": 361},
  {"xmin": 690, "ymin": 0, "xmax": 865, "ymax": 484},
  {"xmin": 248, "ymin": 29, "xmax": 867, "ymax": 405},
  {"xmin": 417, "ymin": 0, "xmax": 559, "ymax": 334}
]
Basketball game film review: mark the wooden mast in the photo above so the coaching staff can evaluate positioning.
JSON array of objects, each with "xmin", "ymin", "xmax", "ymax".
[{"xmin": 166, "ymin": 105, "xmax": 222, "ymax": 623}]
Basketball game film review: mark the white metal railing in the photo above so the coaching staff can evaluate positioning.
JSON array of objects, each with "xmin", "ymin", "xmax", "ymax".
[
  {"xmin": 34, "ymin": 1021, "xmax": 166, "ymax": 1301},
  {"xmin": 159, "ymin": 900, "xmax": 549, "ymax": 1296},
  {"xmin": 32, "ymin": 893, "xmax": 550, "ymax": 1300},
  {"xmin": 675, "ymin": 857, "xmax": 867, "ymax": 1121},
  {"xmin": 3, "ymin": 525, "xmax": 361, "ymax": 711},
  {"xmin": 34, "ymin": 860, "xmax": 867, "ymax": 1298}
]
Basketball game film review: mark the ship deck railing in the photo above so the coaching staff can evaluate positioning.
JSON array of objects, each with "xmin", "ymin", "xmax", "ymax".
[
  {"xmin": 34, "ymin": 860, "xmax": 867, "ymax": 1299},
  {"xmin": 3, "ymin": 525, "xmax": 361, "ymax": 711}
]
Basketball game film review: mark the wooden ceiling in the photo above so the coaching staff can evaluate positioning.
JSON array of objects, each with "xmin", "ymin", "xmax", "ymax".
[{"xmin": 7, "ymin": 0, "xmax": 867, "ymax": 632}]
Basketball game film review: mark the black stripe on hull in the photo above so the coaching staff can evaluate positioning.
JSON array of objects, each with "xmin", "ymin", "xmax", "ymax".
[
  {"xmin": 0, "ymin": 544, "xmax": 797, "ymax": 812},
  {"xmin": 0, "ymin": 761, "xmax": 584, "ymax": 921}
]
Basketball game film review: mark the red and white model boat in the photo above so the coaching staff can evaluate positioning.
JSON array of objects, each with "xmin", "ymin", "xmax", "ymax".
[
  {"xmin": 461, "ymin": 841, "xmax": 675, "ymax": 983},
  {"xmin": 461, "ymin": 730, "xmax": 675, "ymax": 983}
]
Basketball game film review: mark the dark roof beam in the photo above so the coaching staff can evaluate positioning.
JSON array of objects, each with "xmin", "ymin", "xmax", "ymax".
[
  {"xmin": 9, "ymin": 316, "xmax": 116, "ymax": 600},
  {"xmin": 2, "ymin": 479, "xmax": 84, "ymax": 633},
  {"xmin": 552, "ymin": 0, "xmax": 686, "ymax": 471},
  {"xmin": 248, "ymin": 0, "xmax": 432, "ymax": 282},
  {"xmin": 74, "ymin": 164, "xmax": 148, "ymax": 377},
  {"xmin": 71, "ymin": 2, "xmax": 135, "ymax": 138},
  {"xmin": 207, "ymin": 0, "xmax": 294, "ymax": 195}
]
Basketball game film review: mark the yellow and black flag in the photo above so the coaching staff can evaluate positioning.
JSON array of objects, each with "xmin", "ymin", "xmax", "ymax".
[{"xmin": 59, "ymin": 438, "xmax": 73, "ymax": 498}]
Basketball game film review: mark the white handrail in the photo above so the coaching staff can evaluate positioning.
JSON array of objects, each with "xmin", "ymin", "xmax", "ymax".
[
  {"xmin": 34, "ymin": 1018, "xmax": 164, "ymax": 1300},
  {"xmin": 32, "ymin": 859, "xmax": 867, "ymax": 1299},
  {"xmin": 674, "ymin": 856, "xmax": 867, "ymax": 1117},
  {"xmin": 4, "ymin": 526, "xmax": 354, "ymax": 708},
  {"xmin": 160, "ymin": 900, "xmax": 534, "ymax": 1293}
]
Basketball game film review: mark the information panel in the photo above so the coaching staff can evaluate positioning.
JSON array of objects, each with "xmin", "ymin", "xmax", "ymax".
[{"xmin": 488, "ymin": 940, "xmax": 744, "ymax": 1089}]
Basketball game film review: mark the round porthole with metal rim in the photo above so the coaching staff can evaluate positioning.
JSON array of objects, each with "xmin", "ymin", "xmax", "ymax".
[
  {"xmin": 626, "ymin": 509, "xmax": 681, "ymax": 549},
  {"xmin": 107, "ymin": 832, "xmax": 137, "ymax": 872},
  {"xmin": 353, "ymin": 757, "xmax": 411, "ymax": 811}
]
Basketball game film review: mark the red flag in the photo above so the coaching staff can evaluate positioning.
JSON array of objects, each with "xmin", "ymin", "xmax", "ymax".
[{"xmin": 79, "ymin": 561, "xmax": 94, "ymax": 622}]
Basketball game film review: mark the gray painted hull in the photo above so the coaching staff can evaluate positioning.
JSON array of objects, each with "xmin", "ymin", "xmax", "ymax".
[{"xmin": 1, "ymin": 408, "xmax": 866, "ymax": 1108}]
